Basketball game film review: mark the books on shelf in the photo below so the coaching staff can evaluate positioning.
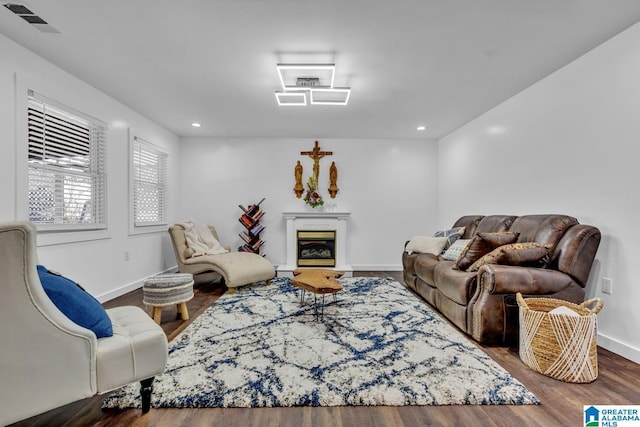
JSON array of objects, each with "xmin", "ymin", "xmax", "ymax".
[
  {"xmin": 238, "ymin": 198, "xmax": 266, "ymax": 255},
  {"xmin": 238, "ymin": 198, "xmax": 265, "ymax": 215},
  {"xmin": 239, "ymin": 215, "xmax": 254, "ymax": 228},
  {"xmin": 250, "ymin": 223, "xmax": 264, "ymax": 236}
]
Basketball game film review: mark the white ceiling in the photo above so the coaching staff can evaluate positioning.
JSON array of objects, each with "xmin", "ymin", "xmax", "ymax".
[{"xmin": 2, "ymin": 1, "xmax": 640, "ymax": 140}]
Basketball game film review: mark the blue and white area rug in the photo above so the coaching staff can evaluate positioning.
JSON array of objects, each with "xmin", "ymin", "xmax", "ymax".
[{"xmin": 102, "ymin": 277, "xmax": 539, "ymax": 408}]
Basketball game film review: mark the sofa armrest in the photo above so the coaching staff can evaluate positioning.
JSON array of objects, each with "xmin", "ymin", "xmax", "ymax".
[
  {"xmin": 475, "ymin": 264, "xmax": 576, "ymax": 296},
  {"xmin": 468, "ymin": 264, "xmax": 584, "ymax": 344}
]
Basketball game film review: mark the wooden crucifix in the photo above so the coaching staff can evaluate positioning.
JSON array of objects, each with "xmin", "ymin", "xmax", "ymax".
[{"xmin": 301, "ymin": 140, "xmax": 332, "ymax": 182}]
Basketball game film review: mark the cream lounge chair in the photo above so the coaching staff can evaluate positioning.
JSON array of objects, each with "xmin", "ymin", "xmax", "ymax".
[{"xmin": 168, "ymin": 223, "xmax": 275, "ymax": 293}]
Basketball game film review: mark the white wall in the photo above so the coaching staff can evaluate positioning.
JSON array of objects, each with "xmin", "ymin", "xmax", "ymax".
[
  {"xmin": 0, "ymin": 34, "xmax": 181, "ymax": 301},
  {"xmin": 438, "ymin": 23, "xmax": 640, "ymax": 363},
  {"xmin": 178, "ymin": 137, "xmax": 438, "ymax": 270}
]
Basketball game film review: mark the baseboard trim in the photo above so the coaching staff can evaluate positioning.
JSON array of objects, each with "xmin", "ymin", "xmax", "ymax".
[
  {"xmin": 351, "ymin": 264, "xmax": 403, "ymax": 271},
  {"xmin": 97, "ymin": 266, "xmax": 179, "ymax": 303},
  {"xmin": 598, "ymin": 333, "xmax": 640, "ymax": 365}
]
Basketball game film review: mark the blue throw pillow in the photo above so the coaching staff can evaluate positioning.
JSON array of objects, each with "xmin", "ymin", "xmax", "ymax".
[{"xmin": 37, "ymin": 265, "xmax": 113, "ymax": 338}]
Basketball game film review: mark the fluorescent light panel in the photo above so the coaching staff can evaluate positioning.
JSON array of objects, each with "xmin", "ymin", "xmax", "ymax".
[
  {"xmin": 309, "ymin": 88, "xmax": 351, "ymax": 105},
  {"xmin": 275, "ymin": 91, "xmax": 307, "ymax": 106},
  {"xmin": 276, "ymin": 64, "xmax": 335, "ymax": 90}
]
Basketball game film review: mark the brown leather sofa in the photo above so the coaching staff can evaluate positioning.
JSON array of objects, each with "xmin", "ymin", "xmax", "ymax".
[{"xmin": 402, "ymin": 214, "xmax": 601, "ymax": 345}]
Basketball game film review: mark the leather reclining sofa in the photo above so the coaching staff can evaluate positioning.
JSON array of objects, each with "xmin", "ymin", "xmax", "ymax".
[{"xmin": 402, "ymin": 214, "xmax": 601, "ymax": 345}]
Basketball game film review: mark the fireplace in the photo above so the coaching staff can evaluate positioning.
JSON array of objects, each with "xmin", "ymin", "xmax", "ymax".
[
  {"xmin": 277, "ymin": 211, "xmax": 352, "ymax": 277},
  {"xmin": 297, "ymin": 230, "xmax": 336, "ymax": 267}
]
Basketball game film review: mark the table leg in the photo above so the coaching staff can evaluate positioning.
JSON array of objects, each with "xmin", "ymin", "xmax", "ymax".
[
  {"xmin": 152, "ymin": 306, "xmax": 162, "ymax": 324},
  {"xmin": 177, "ymin": 302, "xmax": 189, "ymax": 320}
]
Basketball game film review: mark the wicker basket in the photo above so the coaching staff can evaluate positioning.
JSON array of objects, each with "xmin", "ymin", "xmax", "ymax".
[{"xmin": 516, "ymin": 292, "xmax": 603, "ymax": 383}]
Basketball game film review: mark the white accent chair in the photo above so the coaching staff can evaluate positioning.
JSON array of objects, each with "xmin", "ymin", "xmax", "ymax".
[{"xmin": 0, "ymin": 221, "xmax": 168, "ymax": 425}]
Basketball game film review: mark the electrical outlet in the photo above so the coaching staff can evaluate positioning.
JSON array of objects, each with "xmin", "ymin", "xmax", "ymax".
[
  {"xmin": 124, "ymin": 250, "xmax": 130, "ymax": 262},
  {"xmin": 602, "ymin": 277, "xmax": 613, "ymax": 295}
]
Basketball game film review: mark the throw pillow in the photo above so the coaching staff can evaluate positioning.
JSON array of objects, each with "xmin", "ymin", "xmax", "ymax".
[
  {"xmin": 433, "ymin": 226, "xmax": 465, "ymax": 251},
  {"xmin": 37, "ymin": 265, "xmax": 113, "ymax": 338},
  {"xmin": 455, "ymin": 231, "xmax": 519, "ymax": 270},
  {"xmin": 467, "ymin": 242, "xmax": 553, "ymax": 272},
  {"xmin": 440, "ymin": 238, "xmax": 471, "ymax": 261},
  {"xmin": 405, "ymin": 236, "xmax": 449, "ymax": 255}
]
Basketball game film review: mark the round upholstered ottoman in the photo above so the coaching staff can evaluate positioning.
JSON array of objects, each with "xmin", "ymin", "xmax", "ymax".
[{"xmin": 143, "ymin": 273, "xmax": 194, "ymax": 324}]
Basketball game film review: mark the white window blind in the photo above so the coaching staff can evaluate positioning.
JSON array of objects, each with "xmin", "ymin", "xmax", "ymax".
[
  {"xmin": 132, "ymin": 136, "xmax": 168, "ymax": 227},
  {"xmin": 27, "ymin": 91, "xmax": 107, "ymax": 230}
]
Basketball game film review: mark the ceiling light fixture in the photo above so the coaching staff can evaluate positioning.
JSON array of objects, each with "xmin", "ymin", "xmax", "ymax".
[
  {"xmin": 417, "ymin": 125, "xmax": 427, "ymax": 131},
  {"xmin": 275, "ymin": 91, "xmax": 307, "ymax": 107},
  {"xmin": 275, "ymin": 63, "xmax": 351, "ymax": 106},
  {"xmin": 191, "ymin": 122, "xmax": 201, "ymax": 127}
]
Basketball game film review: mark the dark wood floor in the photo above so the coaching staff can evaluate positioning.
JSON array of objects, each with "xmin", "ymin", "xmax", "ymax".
[{"xmin": 11, "ymin": 271, "xmax": 640, "ymax": 427}]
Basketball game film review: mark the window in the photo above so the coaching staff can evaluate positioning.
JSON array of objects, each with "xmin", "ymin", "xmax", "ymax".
[
  {"xmin": 27, "ymin": 91, "xmax": 107, "ymax": 230},
  {"xmin": 131, "ymin": 136, "xmax": 168, "ymax": 228}
]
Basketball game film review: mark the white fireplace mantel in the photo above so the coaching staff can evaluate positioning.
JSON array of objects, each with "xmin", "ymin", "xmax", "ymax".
[{"xmin": 277, "ymin": 211, "xmax": 352, "ymax": 277}]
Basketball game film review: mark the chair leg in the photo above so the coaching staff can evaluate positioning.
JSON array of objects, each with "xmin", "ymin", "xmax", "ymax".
[
  {"xmin": 140, "ymin": 377, "xmax": 154, "ymax": 413},
  {"xmin": 228, "ymin": 287, "xmax": 235, "ymax": 294}
]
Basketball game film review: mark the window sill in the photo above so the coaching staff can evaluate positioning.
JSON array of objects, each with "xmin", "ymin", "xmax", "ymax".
[
  {"xmin": 36, "ymin": 229, "xmax": 111, "ymax": 247},
  {"xmin": 129, "ymin": 224, "xmax": 168, "ymax": 236}
]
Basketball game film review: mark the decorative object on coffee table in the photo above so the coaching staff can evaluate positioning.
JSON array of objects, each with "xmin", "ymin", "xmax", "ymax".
[
  {"xmin": 143, "ymin": 273, "xmax": 195, "ymax": 324},
  {"xmin": 238, "ymin": 198, "xmax": 266, "ymax": 256}
]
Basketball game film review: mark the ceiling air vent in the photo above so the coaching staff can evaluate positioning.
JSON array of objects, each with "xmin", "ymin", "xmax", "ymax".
[{"xmin": 3, "ymin": 2, "xmax": 60, "ymax": 33}]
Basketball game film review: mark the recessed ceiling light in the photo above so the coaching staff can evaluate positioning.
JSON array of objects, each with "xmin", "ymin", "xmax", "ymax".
[
  {"xmin": 417, "ymin": 125, "xmax": 427, "ymax": 131},
  {"xmin": 191, "ymin": 122, "xmax": 201, "ymax": 128},
  {"xmin": 487, "ymin": 125, "xmax": 506, "ymax": 135}
]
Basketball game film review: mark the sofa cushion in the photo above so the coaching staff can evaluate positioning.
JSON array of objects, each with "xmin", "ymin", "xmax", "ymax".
[
  {"xmin": 440, "ymin": 238, "xmax": 470, "ymax": 261},
  {"xmin": 455, "ymin": 232, "xmax": 519, "ymax": 270},
  {"xmin": 474, "ymin": 215, "xmax": 517, "ymax": 234},
  {"xmin": 433, "ymin": 226, "xmax": 465, "ymax": 251},
  {"xmin": 415, "ymin": 254, "xmax": 448, "ymax": 287},
  {"xmin": 452, "ymin": 216, "xmax": 484, "ymax": 239},
  {"xmin": 434, "ymin": 263, "xmax": 477, "ymax": 305},
  {"xmin": 509, "ymin": 214, "xmax": 578, "ymax": 246},
  {"xmin": 406, "ymin": 236, "xmax": 448, "ymax": 255},
  {"xmin": 402, "ymin": 250, "xmax": 420, "ymax": 276},
  {"xmin": 467, "ymin": 242, "xmax": 553, "ymax": 272}
]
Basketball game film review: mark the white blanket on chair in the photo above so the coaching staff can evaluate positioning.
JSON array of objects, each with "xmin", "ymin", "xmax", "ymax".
[{"xmin": 180, "ymin": 219, "xmax": 229, "ymax": 257}]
